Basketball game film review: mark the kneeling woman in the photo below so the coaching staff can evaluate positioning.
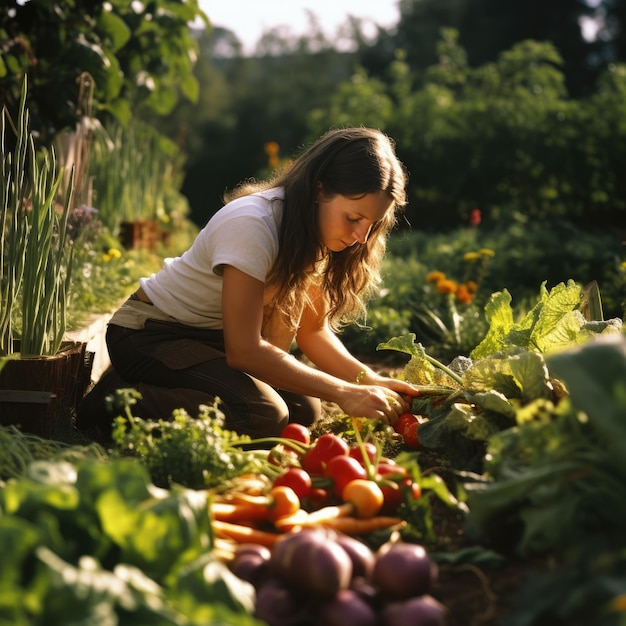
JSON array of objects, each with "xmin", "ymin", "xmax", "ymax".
[{"xmin": 79, "ymin": 127, "xmax": 417, "ymax": 439}]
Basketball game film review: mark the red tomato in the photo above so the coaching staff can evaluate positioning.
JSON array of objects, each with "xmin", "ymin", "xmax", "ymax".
[
  {"xmin": 376, "ymin": 463, "xmax": 412, "ymax": 514},
  {"xmin": 280, "ymin": 423, "xmax": 311, "ymax": 445},
  {"xmin": 306, "ymin": 487, "xmax": 330, "ymax": 508},
  {"xmin": 273, "ymin": 467, "xmax": 313, "ymax": 500},
  {"xmin": 394, "ymin": 412, "xmax": 418, "ymax": 435},
  {"xmin": 376, "ymin": 463, "xmax": 422, "ymax": 515},
  {"xmin": 324, "ymin": 455, "xmax": 368, "ymax": 497},
  {"xmin": 348, "ymin": 442, "xmax": 377, "ymax": 466},
  {"xmin": 403, "ymin": 421, "xmax": 422, "ymax": 450},
  {"xmin": 301, "ymin": 433, "xmax": 349, "ymax": 476},
  {"xmin": 377, "ymin": 462, "xmax": 409, "ymax": 480},
  {"xmin": 379, "ymin": 480, "xmax": 404, "ymax": 514}
]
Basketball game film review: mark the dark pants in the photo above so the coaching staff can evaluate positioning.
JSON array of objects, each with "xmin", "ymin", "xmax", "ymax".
[{"xmin": 77, "ymin": 319, "xmax": 320, "ymax": 440}]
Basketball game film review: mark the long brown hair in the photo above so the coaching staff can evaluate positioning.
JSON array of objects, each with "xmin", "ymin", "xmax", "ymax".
[{"xmin": 223, "ymin": 127, "xmax": 408, "ymax": 330}]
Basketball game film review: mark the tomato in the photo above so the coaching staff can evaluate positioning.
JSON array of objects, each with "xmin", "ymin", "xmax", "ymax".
[
  {"xmin": 273, "ymin": 467, "xmax": 313, "ymax": 500},
  {"xmin": 324, "ymin": 455, "xmax": 368, "ymax": 497},
  {"xmin": 306, "ymin": 487, "xmax": 330, "ymax": 508},
  {"xmin": 378, "ymin": 479, "xmax": 404, "ymax": 514},
  {"xmin": 342, "ymin": 479, "xmax": 384, "ymax": 518},
  {"xmin": 280, "ymin": 423, "xmax": 311, "ymax": 445},
  {"xmin": 394, "ymin": 412, "xmax": 418, "ymax": 435},
  {"xmin": 376, "ymin": 463, "xmax": 418, "ymax": 514},
  {"xmin": 403, "ymin": 421, "xmax": 422, "ymax": 450},
  {"xmin": 348, "ymin": 442, "xmax": 377, "ymax": 466},
  {"xmin": 301, "ymin": 433, "xmax": 349, "ymax": 476},
  {"xmin": 268, "ymin": 485, "xmax": 300, "ymax": 521}
]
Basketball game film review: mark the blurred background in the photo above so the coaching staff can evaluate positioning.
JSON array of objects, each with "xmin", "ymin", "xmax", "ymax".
[{"xmin": 1, "ymin": 0, "xmax": 625, "ymax": 345}]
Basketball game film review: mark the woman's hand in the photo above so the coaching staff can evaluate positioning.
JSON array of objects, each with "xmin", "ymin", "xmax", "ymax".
[{"xmin": 337, "ymin": 383, "xmax": 411, "ymax": 426}]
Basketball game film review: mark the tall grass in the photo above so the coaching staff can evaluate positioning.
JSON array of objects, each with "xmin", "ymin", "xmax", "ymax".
[
  {"xmin": 88, "ymin": 120, "xmax": 184, "ymax": 235},
  {"xmin": 0, "ymin": 78, "xmax": 75, "ymax": 356}
]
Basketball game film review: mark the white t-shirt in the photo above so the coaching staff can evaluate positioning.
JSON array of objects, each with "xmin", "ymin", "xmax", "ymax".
[{"xmin": 139, "ymin": 187, "xmax": 284, "ymax": 328}]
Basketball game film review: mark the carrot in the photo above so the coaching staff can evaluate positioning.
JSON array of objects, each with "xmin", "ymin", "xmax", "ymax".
[
  {"xmin": 300, "ymin": 502, "xmax": 354, "ymax": 525},
  {"xmin": 212, "ymin": 519, "xmax": 282, "ymax": 547},
  {"xmin": 272, "ymin": 508, "xmax": 310, "ymax": 531},
  {"xmin": 313, "ymin": 516, "xmax": 406, "ymax": 535},
  {"xmin": 211, "ymin": 501, "xmax": 271, "ymax": 523}
]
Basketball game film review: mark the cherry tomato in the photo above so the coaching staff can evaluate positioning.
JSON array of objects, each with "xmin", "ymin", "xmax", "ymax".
[
  {"xmin": 403, "ymin": 421, "xmax": 422, "ymax": 450},
  {"xmin": 394, "ymin": 412, "xmax": 418, "ymax": 435},
  {"xmin": 306, "ymin": 487, "xmax": 330, "ymax": 508},
  {"xmin": 324, "ymin": 455, "xmax": 368, "ymax": 497},
  {"xmin": 273, "ymin": 467, "xmax": 313, "ymax": 500},
  {"xmin": 301, "ymin": 433, "xmax": 349, "ymax": 476},
  {"xmin": 268, "ymin": 485, "xmax": 300, "ymax": 521},
  {"xmin": 342, "ymin": 479, "xmax": 384, "ymax": 518},
  {"xmin": 376, "ymin": 463, "xmax": 411, "ymax": 514},
  {"xmin": 348, "ymin": 442, "xmax": 377, "ymax": 466},
  {"xmin": 378, "ymin": 479, "xmax": 404, "ymax": 514},
  {"xmin": 280, "ymin": 423, "xmax": 311, "ymax": 445}
]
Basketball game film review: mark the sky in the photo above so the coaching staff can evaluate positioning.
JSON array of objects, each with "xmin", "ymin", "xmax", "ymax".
[{"xmin": 197, "ymin": 0, "xmax": 401, "ymax": 54}]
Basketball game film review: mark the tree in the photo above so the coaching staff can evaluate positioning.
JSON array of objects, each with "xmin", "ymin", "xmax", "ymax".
[
  {"xmin": 0, "ymin": 0, "xmax": 208, "ymax": 145},
  {"xmin": 359, "ymin": 0, "xmax": 601, "ymax": 96}
]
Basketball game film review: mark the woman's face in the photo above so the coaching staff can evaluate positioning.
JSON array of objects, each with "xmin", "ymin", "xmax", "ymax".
[{"xmin": 317, "ymin": 189, "xmax": 393, "ymax": 252}]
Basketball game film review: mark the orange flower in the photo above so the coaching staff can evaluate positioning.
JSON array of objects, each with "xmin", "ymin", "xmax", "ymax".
[
  {"xmin": 436, "ymin": 279, "xmax": 458, "ymax": 294},
  {"xmin": 426, "ymin": 271, "xmax": 446, "ymax": 284},
  {"xmin": 466, "ymin": 280, "xmax": 478, "ymax": 293},
  {"xmin": 264, "ymin": 141, "xmax": 280, "ymax": 156},
  {"xmin": 455, "ymin": 284, "xmax": 473, "ymax": 304}
]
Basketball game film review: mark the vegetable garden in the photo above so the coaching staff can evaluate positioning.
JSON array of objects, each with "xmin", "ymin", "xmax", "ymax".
[
  {"xmin": 2, "ymin": 4, "xmax": 626, "ymax": 623},
  {"xmin": 1, "ymin": 274, "xmax": 624, "ymax": 625}
]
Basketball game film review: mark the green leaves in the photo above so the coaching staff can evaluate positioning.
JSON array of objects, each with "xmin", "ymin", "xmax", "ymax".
[
  {"xmin": 471, "ymin": 280, "xmax": 622, "ymax": 360},
  {"xmin": 0, "ymin": 453, "xmax": 260, "ymax": 624}
]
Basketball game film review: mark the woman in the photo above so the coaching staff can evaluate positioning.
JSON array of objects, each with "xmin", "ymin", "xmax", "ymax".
[{"xmin": 78, "ymin": 127, "xmax": 417, "ymax": 439}]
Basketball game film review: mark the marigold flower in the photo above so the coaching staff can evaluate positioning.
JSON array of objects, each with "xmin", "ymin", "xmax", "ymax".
[
  {"xmin": 479, "ymin": 248, "xmax": 496, "ymax": 257},
  {"xmin": 610, "ymin": 593, "xmax": 626, "ymax": 612},
  {"xmin": 466, "ymin": 280, "xmax": 478, "ymax": 293},
  {"xmin": 455, "ymin": 284, "xmax": 473, "ymax": 304},
  {"xmin": 437, "ymin": 279, "xmax": 458, "ymax": 294},
  {"xmin": 426, "ymin": 271, "xmax": 446, "ymax": 284},
  {"xmin": 463, "ymin": 252, "xmax": 481, "ymax": 263},
  {"xmin": 108, "ymin": 248, "xmax": 122, "ymax": 259},
  {"xmin": 264, "ymin": 141, "xmax": 280, "ymax": 156}
]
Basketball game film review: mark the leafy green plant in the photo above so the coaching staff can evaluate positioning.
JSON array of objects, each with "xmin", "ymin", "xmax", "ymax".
[
  {"xmin": 110, "ymin": 390, "xmax": 277, "ymax": 489},
  {"xmin": 378, "ymin": 280, "xmax": 623, "ymax": 472},
  {"xmin": 0, "ymin": 78, "xmax": 75, "ymax": 356},
  {"xmin": 0, "ymin": 455, "xmax": 262, "ymax": 624},
  {"xmin": 464, "ymin": 334, "xmax": 626, "ymax": 626}
]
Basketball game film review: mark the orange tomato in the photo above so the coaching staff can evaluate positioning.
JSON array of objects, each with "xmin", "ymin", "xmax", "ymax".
[
  {"xmin": 342, "ymin": 479, "xmax": 384, "ymax": 518},
  {"xmin": 268, "ymin": 485, "xmax": 300, "ymax": 521}
]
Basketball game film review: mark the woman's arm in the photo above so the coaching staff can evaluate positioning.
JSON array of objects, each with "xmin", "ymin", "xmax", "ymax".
[
  {"xmin": 221, "ymin": 265, "xmax": 411, "ymax": 423},
  {"xmin": 295, "ymin": 285, "xmax": 418, "ymax": 397}
]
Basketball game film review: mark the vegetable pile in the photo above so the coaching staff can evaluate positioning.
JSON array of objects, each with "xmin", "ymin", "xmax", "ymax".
[
  {"xmin": 234, "ymin": 528, "xmax": 446, "ymax": 626},
  {"xmin": 1, "ymin": 278, "xmax": 624, "ymax": 625}
]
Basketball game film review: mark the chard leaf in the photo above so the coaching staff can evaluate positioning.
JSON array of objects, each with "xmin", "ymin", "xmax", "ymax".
[
  {"xmin": 533, "ymin": 309, "xmax": 586, "ymax": 353},
  {"xmin": 470, "ymin": 290, "xmax": 514, "ymax": 359},
  {"xmin": 464, "ymin": 357, "xmax": 522, "ymax": 398},
  {"xmin": 470, "ymin": 390, "xmax": 516, "ymax": 420},
  {"xmin": 508, "ymin": 351, "xmax": 553, "ymax": 403},
  {"xmin": 528, "ymin": 280, "xmax": 582, "ymax": 343},
  {"xmin": 377, "ymin": 332, "xmax": 420, "ymax": 357}
]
